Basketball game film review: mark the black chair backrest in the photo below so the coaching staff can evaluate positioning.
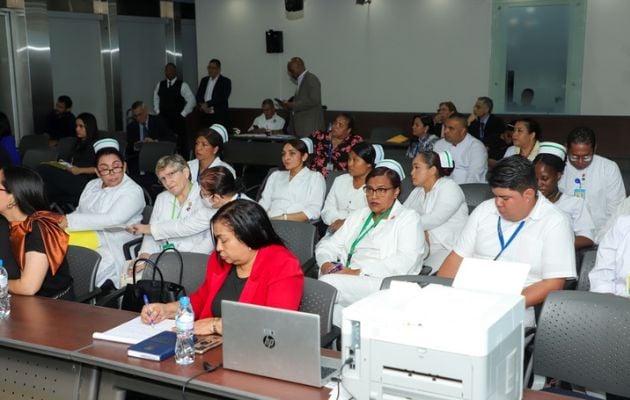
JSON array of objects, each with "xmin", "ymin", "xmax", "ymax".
[
  {"xmin": 459, "ymin": 183, "xmax": 493, "ymax": 213},
  {"xmin": 398, "ymin": 176, "xmax": 414, "ymax": 203},
  {"xmin": 576, "ymin": 247, "xmax": 597, "ymax": 291},
  {"xmin": 18, "ymin": 134, "xmax": 49, "ymax": 155},
  {"xmin": 299, "ymin": 277, "xmax": 337, "ymax": 338},
  {"xmin": 138, "ymin": 141, "xmax": 176, "ymax": 174},
  {"xmin": 533, "ymin": 291, "xmax": 630, "ymax": 397},
  {"xmin": 270, "ymin": 220, "xmax": 316, "ymax": 266},
  {"xmin": 22, "ymin": 148, "xmax": 59, "ymax": 169},
  {"xmin": 325, "ymin": 170, "xmax": 346, "ymax": 197},
  {"xmin": 65, "ymin": 245, "xmax": 101, "ymax": 303},
  {"xmin": 56, "ymin": 137, "xmax": 78, "ymax": 161}
]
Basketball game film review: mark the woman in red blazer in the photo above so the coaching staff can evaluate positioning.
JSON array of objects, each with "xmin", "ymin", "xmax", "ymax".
[{"xmin": 141, "ymin": 200, "xmax": 304, "ymax": 335}]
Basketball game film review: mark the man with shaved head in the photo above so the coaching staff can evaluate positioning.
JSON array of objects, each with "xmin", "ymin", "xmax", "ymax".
[{"xmin": 282, "ymin": 57, "xmax": 324, "ymax": 137}]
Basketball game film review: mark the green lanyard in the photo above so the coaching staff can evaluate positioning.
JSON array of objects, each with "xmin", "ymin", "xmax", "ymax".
[
  {"xmin": 346, "ymin": 207, "xmax": 393, "ymax": 266},
  {"xmin": 170, "ymin": 183, "xmax": 193, "ymax": 220}
]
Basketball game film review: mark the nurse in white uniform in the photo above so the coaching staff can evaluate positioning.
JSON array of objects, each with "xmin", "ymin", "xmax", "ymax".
[
  {"xmin": 127, "ymin": 154, "xmax": 213, "ymax": 269},
  {"xmin": 187, "ymin": 124, "xmax": 236, "ymax": 181},
  {"xmin": 533, "ymin": 142, "xmax": 595, "ymax": 250},
  {"xmin": 258, "ymin": 138, "xmax": 325, "ymax": 222},
  {"xmin": 321, "ymin": 143, "xmax": 384, "ymax": 233},
  {"xmin": 558, "ymin": 127, "xmax": 625, "ymax": 236},
  {"xmin": 404, "ymin": 150, "xmax": 468, "ymax": 272},
  {"xmin": 317, "ymin": 160, "xmax": 426, "ymax": 325},
  {"xmin": 60, "ymin": 138, "xmax": 145, "ymax": 288},
  {"xmin": 502, "ymin": 118, "xmax": 541, "ymax": 161}
]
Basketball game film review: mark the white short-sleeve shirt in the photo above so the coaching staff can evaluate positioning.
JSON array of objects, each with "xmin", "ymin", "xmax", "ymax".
[
  {"xmin": 258, "ymin": 167, "xmax": 326, "ymax": 220},
  {"xmin": 433, "ymin": 134, "xmax": 488, "ymax": 184},
  {"xmin": 320, "ymin": 173, "xmax": 368, "ymax": 225},
  {"xmin": 555, "ymin": 193, "xmax": 595, "ymax": 241},
  {"xmin": 589, "ymin": 215, "xmax": 630, "ymax": 296}
]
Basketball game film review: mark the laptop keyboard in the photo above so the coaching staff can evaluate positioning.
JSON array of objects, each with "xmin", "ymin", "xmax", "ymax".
[{"xmin": 321, "ymin": 366, "xmax": 337, "ymax": 379}]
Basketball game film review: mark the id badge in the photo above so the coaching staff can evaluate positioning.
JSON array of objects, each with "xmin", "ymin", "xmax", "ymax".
[
  {"xmin": 326, "ymin": 162, "xmax": 334, "ymax": 172},
  {"xmin": 574, "ymin": 188, "xmax": 586, "ymax": 199}
]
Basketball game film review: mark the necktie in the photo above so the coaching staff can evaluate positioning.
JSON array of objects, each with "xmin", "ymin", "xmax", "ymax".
[
  {"xmin": 480, "ymin": 122, "xmax": 486, "ymax": 140},
  {"xmin": 167, "ymin": 80, "xmax": 171, "ymax": 88},
  {"xmin": 140, "ymin": 123, "xmax": 147, "ymax": 141}
]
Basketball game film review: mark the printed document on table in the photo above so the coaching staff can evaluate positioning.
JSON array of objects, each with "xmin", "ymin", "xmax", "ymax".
[{"xmin": 93, "ymin": 316, "xmax": 175, "ymax": 345}]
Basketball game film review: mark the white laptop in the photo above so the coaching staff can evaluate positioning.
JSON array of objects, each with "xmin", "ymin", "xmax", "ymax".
[{"xmin": 221, "ymin": 301, "xmax": 341, "ymax": 387}]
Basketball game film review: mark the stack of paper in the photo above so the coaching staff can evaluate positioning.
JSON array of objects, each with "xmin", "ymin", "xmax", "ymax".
[{"xmin": 93, "ymin": 316, "xmax": 175, "ymax": 345}]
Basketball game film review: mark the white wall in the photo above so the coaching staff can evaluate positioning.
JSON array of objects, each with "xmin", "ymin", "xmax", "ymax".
[
  {"xmin": 581, "ymin": 0, "xmax": 630, "ymax": 116},
  {"xmin": 195, "ymin": 0, "xmax": 493, "ymax": 113},
  {"xmin": 195, "ymin": 0, "xmax": 629, "ymax": 116}
]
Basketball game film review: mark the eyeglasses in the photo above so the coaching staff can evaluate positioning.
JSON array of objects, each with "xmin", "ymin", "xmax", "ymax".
[
  {"xmin": 0, "ymin": 188, "xmax": 7, "ymax": 192},
  {"xmin": 97, "ymin": 165, "xmax": 124, "ymax": 175},
  {"xmin": 158, "ymin": 169, "xmax": 183, "ymax": 183},
  {"xmin": 568, "ymin": 154, "xmax": 593, "ymax": 162},
  {"xmin": 364, "ymin": 187, "xmax": 394, "ymax": 197}
]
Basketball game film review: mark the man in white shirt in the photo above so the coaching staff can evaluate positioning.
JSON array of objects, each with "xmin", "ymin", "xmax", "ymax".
[
  {"xmin": 433, "ymin": 114, "xmax": 488, "ymax": 184},
  {"xmin": 438, "ymin": 155, "xmax": 576, "ymax": 325},
  {"xmin": 558, "ymin": 127, "xmax": 626, "ymax": 238},
  {"xmin": 153, "ymin": 63, "xmax": 195, "ymax": 155},
  {"xmin": 589, "ymin": 215, "xmax": 630, "ymax": 296},
  {"xmin": 248, "ymin": 99, "xmax": 285, "ymax": 133}
]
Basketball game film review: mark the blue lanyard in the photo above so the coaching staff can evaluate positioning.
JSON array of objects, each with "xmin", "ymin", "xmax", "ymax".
[{"xmin": 495, "ymin": 217, "xmax": 525, "ymax": 260}]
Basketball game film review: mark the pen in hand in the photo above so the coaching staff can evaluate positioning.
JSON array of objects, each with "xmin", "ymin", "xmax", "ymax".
[{"xmin": 143, "ymin": 294, "xmax": 154, "ymax": 328}]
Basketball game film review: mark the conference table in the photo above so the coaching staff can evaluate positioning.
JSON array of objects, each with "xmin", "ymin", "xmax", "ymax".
[{"xmin": 0, "ymin": 295, "xmax": 573, "ymax": 400}]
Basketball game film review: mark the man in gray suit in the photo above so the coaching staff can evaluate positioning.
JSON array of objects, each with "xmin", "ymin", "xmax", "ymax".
[{"xmin": 283, "ymin": 57, "xmax": 324, "ymax": 137}]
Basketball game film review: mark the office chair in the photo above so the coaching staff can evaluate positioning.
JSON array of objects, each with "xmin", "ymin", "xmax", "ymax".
[
  {"xmin": 576, "ymin": 247, "xmax": 597, "ymax": 291},
  {"xmin": 271, "ymin": 219, "xmax": 318, "ymax": 278},
  {"xmin": 459, "ymin": 183, "xmax": 494, "ymax": 213},
  {"xmin": 299, "ymin": 277, "xmax": 338, "ymax": 348},
  {"xmin": 22, "ymin": 148, "xmax": 59, "ymax": 169},
  {"xmin": 530, "ymin": 290, "xmax": 630, "ymax": 398},
  {"xmin": 65, "ymin": 245, "xmax": 102, "ymax": 304},
  {"xmin": 18, "ymin": 133, "xmax": 49, "ymax": 156},
  {"xmin": 55, "ymin": 136, "xmax": 77, "ymax": 161}
]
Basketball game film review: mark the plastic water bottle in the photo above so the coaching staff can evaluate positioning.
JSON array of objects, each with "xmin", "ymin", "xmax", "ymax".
[
  {"xmin": 174, "ymin": 296, "xmax": 195, "ymax": 365},
  {"xmin": 0, "ymin": 259, "xmax": 10, "ymax": 319}
]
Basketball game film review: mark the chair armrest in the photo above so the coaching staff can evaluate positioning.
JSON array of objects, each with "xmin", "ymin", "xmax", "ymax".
[
  {"xmin": 321, "ymin": 325, "xmax": 341, "ymax": 349},
  {"xmin": 301, "ymin": 257, "xmax": 318, "ymax": 279},
  {"xmin": 95, "ymin": 287, "xmax": 126, "ymax": 308},
  {"xmin": 123, "ymin": 237, "xmax": 143, "ymax": 260},
  {"xmin": 75, "ymin": 288, "xmax": 102, "ymax": 304}
]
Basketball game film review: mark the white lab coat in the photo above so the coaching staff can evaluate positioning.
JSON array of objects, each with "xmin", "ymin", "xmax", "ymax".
[
  {"xmin": 320, "ymin": 173, "xmax": 367, "ymax": 226},
  {"xmin": 558, "ymin": 155, "xmax": 625, "ymax": 234},
  {"xmin": 150, "ymin": 193, "xmax": 252, "ymax": 249},
  {"xmin": 317, "ymin": 200, "xmax": 426, "ymax": 325},
  {"xmin": 555, "ymin": 193, "xmax": 595, "ymax": 241},
  {"xmin": 66, "ymin": 174, "xmax": 145, "ymax": 287},
  {"xmin": 187, "ymin": 157, "xmax": 236, "ymax": 182},
  {"xmin": 404, "ymin": 177, "xmax": 468, "ymax": 270},
  {"xmin": 258, "ymin": 167, "xmax": 326, "ymax": 220},
  {"xmin": 140, "ymin": 184, "xmax": 213, "ymax": 255},
  {"xmin": 433, "ymin": 134, "xmax": 488, "ymax": 184},
  {"xmin": 589, "ymin": 215, "xmax": 630, "ymax": 296}
]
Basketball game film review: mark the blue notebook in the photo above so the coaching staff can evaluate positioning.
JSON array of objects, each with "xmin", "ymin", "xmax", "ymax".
[{"xmin": 127, "ymin": 331, "xmax": 176, "ymax": 361}]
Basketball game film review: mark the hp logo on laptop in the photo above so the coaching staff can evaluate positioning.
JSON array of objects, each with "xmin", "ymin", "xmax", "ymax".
[
  {"xmin": 263, "ymin": 329, "xmax": 276, "ymax": 348},
  {"xmin": 263, "ymin": 335, "xmax": 276, "ymax": 348}
]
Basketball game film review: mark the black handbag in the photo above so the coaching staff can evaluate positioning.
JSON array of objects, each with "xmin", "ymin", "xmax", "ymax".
[{"xmin": 121, "ymin": 248, "xmax": 186, "ymax": 312}]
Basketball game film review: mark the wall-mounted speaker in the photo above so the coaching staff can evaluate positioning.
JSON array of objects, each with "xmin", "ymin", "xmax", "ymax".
[
  {"xmin": 285, "ymin": 0, "xmax": 303, "ymax": 12},
  {"xmin": 266, "ymin": 30, "xmax": 284, "ymax": 53}
]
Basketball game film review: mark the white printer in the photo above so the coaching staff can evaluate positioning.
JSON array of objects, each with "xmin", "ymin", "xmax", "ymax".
[{"xmin": 341, "ymin": 283, "xmax": 525, "ymax": 400}]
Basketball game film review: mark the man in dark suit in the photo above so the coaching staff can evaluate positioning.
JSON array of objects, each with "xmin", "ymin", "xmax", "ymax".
[
  {"xmin": 283, "ymin": 57, "xmax": 324, "ymax": 137},
  {"xmin": 195, "ymin": 59, "xmax": 232, "ymax": 127},
  {"xmin": 154, "ymin": 63, "xmax": 195, "ymax": 155},
  {"xmin": 45, "ymin": 95, "xmax": 75, "ymax": 146},
  {"xmin": 126, "ymin": 101, "xmax": 175, "ymax": 171},
  {"xmin": 467, "ymin": 96, "xmax": 506, "ymax": 163}
]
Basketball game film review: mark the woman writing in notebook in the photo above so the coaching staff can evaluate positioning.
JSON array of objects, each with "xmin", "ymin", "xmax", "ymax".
[{"xmin": 140, "ymin": 200, "xmax": 304, "ymax": 335}]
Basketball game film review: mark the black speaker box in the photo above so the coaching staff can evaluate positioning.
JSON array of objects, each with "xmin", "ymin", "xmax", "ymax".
[
  {"xmin": 285, "ymin": 0, "xmax": 303, "ymax": 12},
  {"xmin": 266, "ymin": 30, "xmax": 284, "ymax": 53}
]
